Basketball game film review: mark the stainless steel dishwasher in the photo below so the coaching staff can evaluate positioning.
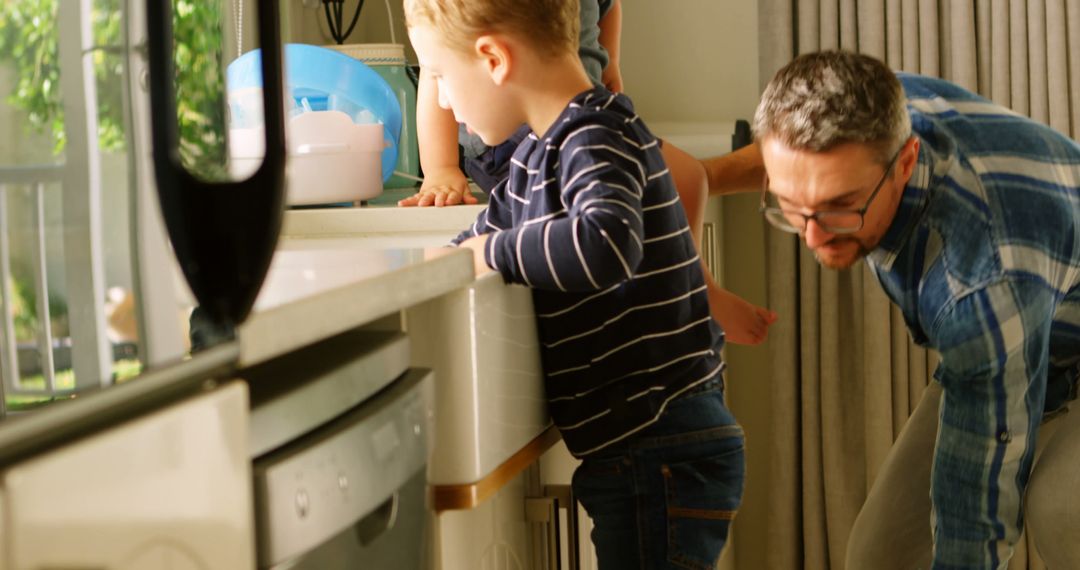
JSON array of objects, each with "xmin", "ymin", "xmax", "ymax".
[{"xmin": 243, "ymin": 329, "xmax": 433, "ymax": 569}]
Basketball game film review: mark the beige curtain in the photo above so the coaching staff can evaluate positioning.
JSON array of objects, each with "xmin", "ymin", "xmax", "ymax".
[{"xmin": 755, "ymin": 1, "xmax": 1080, "ymax": 569}]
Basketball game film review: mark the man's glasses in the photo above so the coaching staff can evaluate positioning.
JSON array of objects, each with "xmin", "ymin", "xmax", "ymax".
[{"xmin": 760, "ymin": 146, "xmax": 903, "ymax": 235}]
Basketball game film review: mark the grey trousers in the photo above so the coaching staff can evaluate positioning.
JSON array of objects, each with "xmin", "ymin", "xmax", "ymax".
[{"xmin": 845, "ymin": 381, "xmax": 1080, "ymax": 569}]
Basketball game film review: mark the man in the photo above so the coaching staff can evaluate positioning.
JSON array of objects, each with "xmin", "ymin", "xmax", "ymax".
[{"xmin": 705, "ymin": 51, "xmax": 1080, "ymax": 569}]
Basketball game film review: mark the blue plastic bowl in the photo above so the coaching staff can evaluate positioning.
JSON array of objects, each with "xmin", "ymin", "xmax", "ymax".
[{"xmin": 227, "ymin": 43, "xmax": 402, "ymax": 182}]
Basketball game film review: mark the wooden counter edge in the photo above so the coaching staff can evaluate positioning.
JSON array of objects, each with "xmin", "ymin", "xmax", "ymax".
[{"xmin": 429, "ymin": 425, "xmax": 561, "ymax": 513}]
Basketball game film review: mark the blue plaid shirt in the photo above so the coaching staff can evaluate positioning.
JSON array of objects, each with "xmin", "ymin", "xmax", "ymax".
[{"xmin": 867, "ymin": 74, "xmax": 1080, "ymax": 569}]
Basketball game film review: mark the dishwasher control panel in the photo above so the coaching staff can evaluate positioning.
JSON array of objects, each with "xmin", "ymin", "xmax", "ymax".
[{"xmin": 252, "ymin": 367, "xmax": 433, "ymax": 567}]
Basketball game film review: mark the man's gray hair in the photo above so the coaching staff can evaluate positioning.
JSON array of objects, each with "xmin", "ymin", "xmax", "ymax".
[{"xmin": 753, "ymin": 51, "xmax": 911, "ymax": 163}]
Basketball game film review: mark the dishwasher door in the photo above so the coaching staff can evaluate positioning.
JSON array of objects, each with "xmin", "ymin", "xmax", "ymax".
[
  {"xmin": 272, "ymin": 467, "xmax": 430, "ymax": 570},
  {"xmin": 249, "ymin": 350, "xmax": 433, "ymax": 569}
]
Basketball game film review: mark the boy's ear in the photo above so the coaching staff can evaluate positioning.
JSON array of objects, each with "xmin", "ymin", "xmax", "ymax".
[{"xmin": 474, "ymin": 35, "xmax": 511, "ymax": 85}]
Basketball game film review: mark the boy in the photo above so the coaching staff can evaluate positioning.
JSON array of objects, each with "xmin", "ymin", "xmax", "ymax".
[
  {"xmin": 401, "ymin": 0, "xmax": 620, "ymax": 206},
  {"xmin": 404, "ymin": 0, "xmax": 745, "ymax": 567},
  {"xmin": 401, "ymin": 0, "xmax": 778, "ymax": 346}
]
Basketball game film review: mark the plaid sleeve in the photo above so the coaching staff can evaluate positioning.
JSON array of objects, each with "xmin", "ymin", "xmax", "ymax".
[{"xmin": 929, "ymin": 278, "xmax": 1055, "ymax": 569}]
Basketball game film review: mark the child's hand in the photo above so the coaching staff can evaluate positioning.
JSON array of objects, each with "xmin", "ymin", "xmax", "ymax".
[
  {"xmin": 708, "ymin": 285, "xmax": 778, "ymax": 346},
  {"xmin": 457, "ymin": 233, "xmax": 494, "ymax": 277},
  {"xmin": 398, "ymin": 167, "xmax": 476, "ymax": 207}
]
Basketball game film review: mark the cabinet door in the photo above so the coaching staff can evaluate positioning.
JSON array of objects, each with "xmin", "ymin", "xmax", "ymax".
[
  {"xmin": 0, "ymin": 382, "xmax": 254, "ymax": 570},
  {"xmin": 537, "ymin": 441, "xmax": 597, "ymax": 570},
  {"xmin": 702, "ymin": 197, "xmax": 725, "ymax": 287},
  {"xmin": 433, "ymin": 466, "xmax": 537, "ymax": 570}
]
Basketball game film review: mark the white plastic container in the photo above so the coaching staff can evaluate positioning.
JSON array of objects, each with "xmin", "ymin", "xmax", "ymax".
[
  {"xmin": 327, "ymin": 43, "xmax": 419, "ymax": 189},
  {"xmin": 230, "ymin": 110, "xmax": 385, "ymax": 205}
]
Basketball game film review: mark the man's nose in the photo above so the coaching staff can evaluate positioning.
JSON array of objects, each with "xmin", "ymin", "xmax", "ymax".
[{"xmin": 803, "ymin": 218, "xmax": 834, "ymax": 248}]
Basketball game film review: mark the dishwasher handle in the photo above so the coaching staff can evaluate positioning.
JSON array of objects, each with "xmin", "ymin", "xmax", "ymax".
[{"xmin": 355, "ymin": 493, "xmax": 399, "ymax": 546}]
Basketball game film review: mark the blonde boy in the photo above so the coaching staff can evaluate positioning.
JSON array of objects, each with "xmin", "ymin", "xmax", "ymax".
[{"xmin": 405, "ymin": 1, "xmax": 745, "ymax": 567}]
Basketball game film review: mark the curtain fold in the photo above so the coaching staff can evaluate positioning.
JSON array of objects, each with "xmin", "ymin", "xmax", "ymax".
[
  {"xmin": 755, "ymin": 1, "xmax": 1078, "ymax": 568},
  {"xmin": 977, "ymin": 0, "xmax": 993, "ymax": 95},
  {"xmin": 1011, "ymin": 0, "xmax": 1031, "ymax": 114},
  {"xmin": 762, "ymin": 231, "xmax": 802, "ymax": 570},
  {"xmin": 1046, "ymin": 0, "xmax": 1071, "ymax": 134},
  {"xmin": 1070, "ymin": 1, "xmax": 1080, "ymax": 136},
  {"xmin": 1029, "ymin": 0, "xmax": 1050, "ymax": 124}
]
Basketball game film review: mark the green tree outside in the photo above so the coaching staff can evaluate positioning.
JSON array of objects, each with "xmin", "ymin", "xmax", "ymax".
[
  {"xmin": 0, "ymin": 0, "xmax": 222, "ymax": 397},
  {"xmin": 0, "ymin": 0, "xmax": 227, "ymax": 176}
]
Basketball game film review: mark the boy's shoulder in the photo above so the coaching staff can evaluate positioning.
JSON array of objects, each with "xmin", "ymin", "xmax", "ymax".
[{"xmin": 544, "ymin": 87, "xmax": 654, "ymax": 153}]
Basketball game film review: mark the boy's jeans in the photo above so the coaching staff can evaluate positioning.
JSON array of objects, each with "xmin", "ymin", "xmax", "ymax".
[
  {"xmin": 572, "ymin": 378, "xmax": 745, "ymax": 570},
  {"xmin": 846, "ymin": 379, "xmax": 1080, "ymax": 569}
]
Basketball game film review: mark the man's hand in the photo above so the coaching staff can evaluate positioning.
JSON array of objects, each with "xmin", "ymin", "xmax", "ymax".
[
  {"xmin": 398, "ymin": 167, "xmax": 476, "ymax": 207},
  {"xmin": 457, "ymin": 233, "xmax": 494, "ymax": 277}
]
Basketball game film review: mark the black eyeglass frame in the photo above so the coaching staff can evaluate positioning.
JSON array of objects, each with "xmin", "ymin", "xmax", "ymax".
[{"xmin": 759, "ymin": 145, "xmax": 904, "ymax": 235}]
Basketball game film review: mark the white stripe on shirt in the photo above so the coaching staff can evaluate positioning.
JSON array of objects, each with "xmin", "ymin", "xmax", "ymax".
[
  {"xmin": 543, "ymin": 220, "xmax": 567, "ymax": 291},
  {"xmin": 643, "ymin": 194, "xmax": 680, "ymax": 211},
  {"xmin": 548, "ymin": 349, "xmax": 714, "ymax": 401},
  {"xmin": 546, "ymin": 316, "xmax": 712, "ymax": 376},
  {"xmin": 645, "ymin": 225, "xmax": 691, "ymax": 243},
  {"xmin": 536, "ymin": 257, "xmax": 700, "ymax": 318},
  {"xmin": 545, "ymin": 285, "xmax": 708, "ymax": 348},
  {"xmin": 573, "ymin": 217, "xmax": 601, "ymax": 289}
]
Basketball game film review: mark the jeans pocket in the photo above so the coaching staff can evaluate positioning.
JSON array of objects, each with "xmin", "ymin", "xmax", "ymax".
[{"xmin": 662, "ymin": 441, "xmax": 745, "ymax": 570}]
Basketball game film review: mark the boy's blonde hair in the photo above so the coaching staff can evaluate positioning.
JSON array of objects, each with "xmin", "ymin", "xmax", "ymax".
[{"xmin": 404, "ymin": 0, "xmax": 579, "ymax": 58}]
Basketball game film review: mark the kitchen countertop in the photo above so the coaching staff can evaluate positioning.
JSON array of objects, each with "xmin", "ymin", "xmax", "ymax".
[
  {"xmin": 235, "ymin": 184, "xmax": 488, "ymax": 367},
  {"xmin": 234, "ymin": 183, "xmax": 554, "ymax": 511},
  {"xmin": 365, "ymin": 185, "xmax": 488, "ymax": 207},
  {"xmin": 237, "ymin": 245, "xmax": 473, "ymax": 367},
  {"xmin": 282, "ymin": 185, "xmax": 487, "ymax": 244}
]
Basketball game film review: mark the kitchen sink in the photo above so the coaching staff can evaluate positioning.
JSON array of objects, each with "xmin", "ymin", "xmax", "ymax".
[{"xmin": 406, "ymin": 272, "xmax": 549, "ymax": 487}]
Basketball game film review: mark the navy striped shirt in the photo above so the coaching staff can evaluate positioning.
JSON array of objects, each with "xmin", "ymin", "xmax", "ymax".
[
  {"xmin": 868, "ymin": 73, "xmax": 1080, "ymax": 568},
  {"xmin": 453, "ymin": 87, "xmax": 726, "ymax": 456}
]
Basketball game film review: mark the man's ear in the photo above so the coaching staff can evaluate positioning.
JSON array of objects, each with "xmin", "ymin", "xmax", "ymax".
[
  {"xmin": 474, "ymin": 35, "xmax": 511, "ymax": 85},
  {"xmin": 898, "ymin": 136, "xmax": 920, "ymax": 181}
]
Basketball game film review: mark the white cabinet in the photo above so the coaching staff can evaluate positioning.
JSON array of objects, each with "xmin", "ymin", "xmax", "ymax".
[
  {"xmin": 433, "ymin": 466, "xmax": 540, "ymax": 570},
  {"xmin": 431, "ymin": 440, "xmax": 597, "ymax": 570},
  {"xmin": 405, "ymin": 262, "xmax": 555, "ymax": 570},
  {"xmin": 537, "ymin": 441, "xmax": 598, "ymax": 570},
  {"xmin": 0, "ymin": 381, "xmax": 254, "ymax": 570},
  {"xmin": 407, "ymin": 274, "xmax": 549, "ymax": 488}
]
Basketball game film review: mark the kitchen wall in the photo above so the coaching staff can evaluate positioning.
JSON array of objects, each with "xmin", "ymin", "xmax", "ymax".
[
  {"xmin": 620, "ymin": 1, "xmax": 760, "ymax": 122},
  {"xmin": 282, "ymin": 0, "xmax": 411, "ymax": 56}
]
